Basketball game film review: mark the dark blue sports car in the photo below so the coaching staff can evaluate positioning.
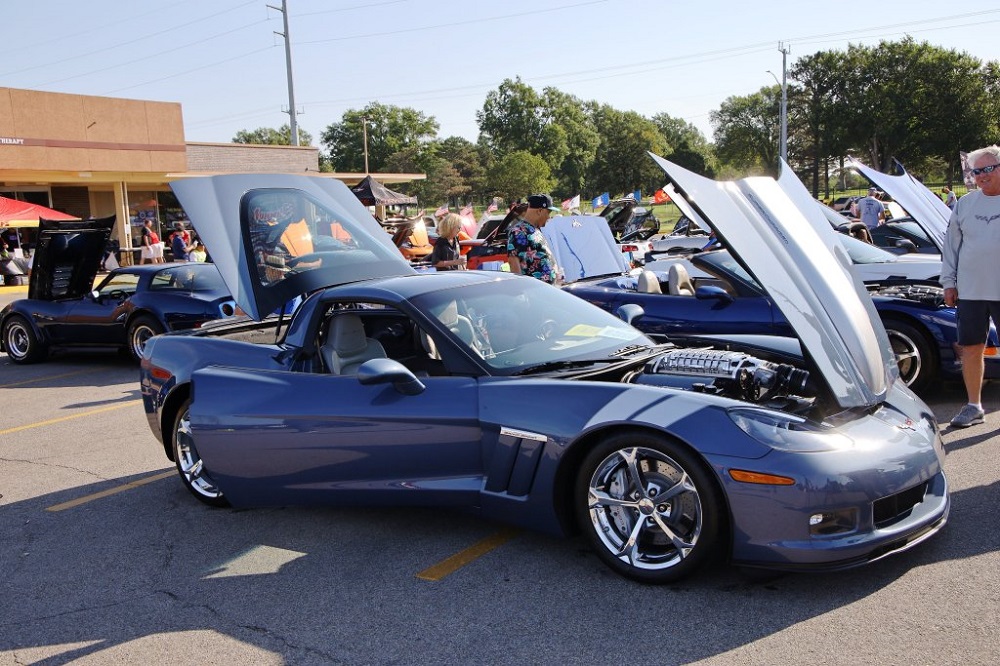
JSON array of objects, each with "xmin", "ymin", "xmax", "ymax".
[
  {"xmin": 0, "ymin": 217, "xmax": 237, "ymax": 363},
  {"xmin": 138, "ymin": 165, "xmax": 948, "ymax": 584}
]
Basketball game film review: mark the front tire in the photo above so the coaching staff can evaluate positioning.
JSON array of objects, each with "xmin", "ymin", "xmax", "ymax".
[
  {"xmin": 3, "ymin": 315, "xmax": 47, "ymax": 364},
  {"xmin": 576, "ymin": 432, "xmax": 722, "ymax": 584},
  {"xmin": 172, "ymin": 400, "xmax": 228, "ymax": 507},
  {"xmin": 127, "ymin": 316, "xmax": 164, "ymax": 362}
]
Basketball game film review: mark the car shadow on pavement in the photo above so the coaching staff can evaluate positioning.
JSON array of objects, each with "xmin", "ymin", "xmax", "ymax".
[{"xmin": 1, "ymin": 464, "xmax": 997, "ymax": 664}]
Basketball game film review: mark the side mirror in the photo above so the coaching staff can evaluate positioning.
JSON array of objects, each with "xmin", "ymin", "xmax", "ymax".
[
  {"xmin": 695, "ymin": 285, "xmax": 733, "ymax": 302},
  {"xmin": 616, "ymin": 303, "xmax": 645, "ymax": 325},
  {"xmin": 356, "ymin": 358, "xmax": 426, "ymax": 396},
  {"xmin": 895, "ymin": 239, "xmax": 918, "ymax": 254},
  {"xmin": 90, "ymin": 290, "xmax": 100, "ymax": 302}
]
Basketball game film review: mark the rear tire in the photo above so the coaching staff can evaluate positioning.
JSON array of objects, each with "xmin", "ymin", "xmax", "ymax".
[
  {"xmin": 3, "ymin": 315, "xmax": 47, "ymax": 364},
  {"xmin": 172, "ymin": 400, "xmax": 229, "ymax": 507},
  {"xmin": 127, "ymin": 316, "xmax": 164, "ymax": 362}
]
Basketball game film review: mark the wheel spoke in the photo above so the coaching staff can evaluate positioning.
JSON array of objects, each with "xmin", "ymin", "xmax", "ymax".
[
  {"xmin": 618, "ymin": 447, "xmax": 645, "ymax": 494},
  {"xmin": 653, "ymin": 473, "xmax": 695, "ymax": 502},
  {"xmin": 651, "ymin": 513, "xmax": 696, "ymax": 558},
  {"xmin": 612, "ymin": 512, "xmax": 647, "ymax": 566},
  {"xmin": 589, "ymin": 487, "xmax": 638, "ymax": 510}
]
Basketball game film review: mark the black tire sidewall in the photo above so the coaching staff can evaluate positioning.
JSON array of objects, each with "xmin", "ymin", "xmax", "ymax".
[
  {"xmin": 127, "ymin": 316, "xmax": 164, "ymax": 362},
  {"xmin": 575, "ymin": 431, "xmax": 723, "ymax": 584}
]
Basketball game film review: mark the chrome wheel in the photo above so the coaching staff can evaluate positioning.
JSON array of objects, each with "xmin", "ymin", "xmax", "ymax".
[
  {"xmin": 3, "ymin": 315, "xmax": 45, "ymax": 364},
  {"xmin": 128, "ymin": 317, "xmax": 163, "ymax": 361},
  {"xmin": 577, "ymin": 434, "xmax": 720, "ymax": 583},
  {"xmin": 172, "ymin": 402, "xmax": 228, "ymax": 507},
  {"xmin": 883, "ymin": 320, "xmax": 933, "ymax": 391}
]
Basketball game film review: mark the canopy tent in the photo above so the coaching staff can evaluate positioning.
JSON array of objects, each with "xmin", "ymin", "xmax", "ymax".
[
  {"xmin": 350, "ymin": 175, "xmax": 417, "ymax": 207},
  {"xmin": 0, "ymin": 195, "xmax": 79, "ymax": 228}
]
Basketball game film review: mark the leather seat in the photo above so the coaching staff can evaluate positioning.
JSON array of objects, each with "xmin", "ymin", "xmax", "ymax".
[
  {"xmin": 321, "ymin": 314, "xmax": 386, "ymax": 374},
  {"xmin": 667, "ymin": 264, "xmax": 694, "ymax": 296},
  {"xmin": 435, "ymin": 301, "xmax": 481, "ymax": 354},
  {"xmin": 636, "ymin": 270, "xmax": 662, "ymax": 294}
]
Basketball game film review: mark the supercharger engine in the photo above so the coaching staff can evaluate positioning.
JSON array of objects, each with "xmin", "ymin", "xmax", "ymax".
[{"xmin": 647, "ymin": 348, "xmax": 810, "ymax": 404}]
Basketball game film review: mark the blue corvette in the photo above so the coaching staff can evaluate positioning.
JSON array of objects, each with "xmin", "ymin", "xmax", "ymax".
[
  {"xmin": 138, "ymin": 165, "xmax": 948, "ymax": 583},
  {"xmin": 564, "ymin": 248, "xmax": 999, "ymax": 393},
  {"xmin": 0, "ymin": 217, "xmax": 237, "ymax": 363}
]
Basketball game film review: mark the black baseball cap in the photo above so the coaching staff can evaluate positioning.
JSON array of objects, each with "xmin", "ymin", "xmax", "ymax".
[{"xmin": 527, "ymin": 194, "xmax": 560, "ymax": 212}]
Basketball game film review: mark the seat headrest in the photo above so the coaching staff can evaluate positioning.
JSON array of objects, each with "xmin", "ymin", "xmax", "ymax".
[
  {"xmin": 328, "ymin": 315, "xmax": 368, "ymax": 355},
  {"xmin": 637, "ymin": 270, "xmax": 662, "ymax": 294},
  {"xmin": 435, "ymin": 301, "xmax": 459, "ymax": 327}
]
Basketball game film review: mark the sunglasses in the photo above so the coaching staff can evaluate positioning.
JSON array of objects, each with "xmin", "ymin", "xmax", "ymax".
[{"xmin": 971, "ymin": 164, "xmax": 1000, "ymax": 176}]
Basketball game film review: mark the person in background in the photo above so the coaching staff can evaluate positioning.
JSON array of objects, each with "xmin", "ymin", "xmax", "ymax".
[
  {"xmin": 139, "ymin": 219, "xmax": 160, "ymax": 264},
  {"xmin": 941, "ymin": 145, "xmax": 1000, "ymax": 427},
  {"xmin": 854, "ymin": 187, "xmax": 885, "ymax": 230},
  {"xmin": 171, "ymin": 223, "xmax": 191, "ymax": 262},
  {"xmin": 942, "ymin": 186, "xmax": 958, "ymax": 210},
  {"xmin": 506, "ymin": 194, "xmax": 561, "ymax": 284},
  {"xmin": 430, "ymin": 213, "xmax": 466, "ymax": 270},
  {"xmin": 189, "ymin": 240, "xmax": 207, "ymax": 263}
]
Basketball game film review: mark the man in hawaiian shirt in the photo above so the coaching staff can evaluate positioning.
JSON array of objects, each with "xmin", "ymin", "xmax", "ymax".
[{"xmin": 507, "ymin": 193, "xmax": 561, "ymax": 284}]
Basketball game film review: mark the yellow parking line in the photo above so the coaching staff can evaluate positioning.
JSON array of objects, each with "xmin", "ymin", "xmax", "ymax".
[
  {"xmin": 416, "ymin": 528, "xmax": 519, "ymax": 581},
  {"xmin": 46, "ymin": 470, "xmax": 175, "ymax": 512},
  {"xmin": 0, "ymin": 399, "xmax": 141, "ymax": 437},
  {"xmin": 0, "ymin": 368, "xmax": 98, "ymax": 389}
]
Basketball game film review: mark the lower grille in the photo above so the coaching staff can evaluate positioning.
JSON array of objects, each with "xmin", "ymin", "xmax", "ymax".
[{"xmin": 873, "ymin": 481, "xmax": 929, "ymax": 528}]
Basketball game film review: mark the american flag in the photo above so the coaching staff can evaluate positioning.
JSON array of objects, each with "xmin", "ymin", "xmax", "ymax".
[
  {"xmin": 460, "ymin": 204, "xmax": 474, "ymax": 217},
  {"xmin": 434, "ymin": 205, "xmax": 449, "ymax": 217},
  {"xmin": 487, "ymin": 201, "xmax": 499, "ymax": 213}
]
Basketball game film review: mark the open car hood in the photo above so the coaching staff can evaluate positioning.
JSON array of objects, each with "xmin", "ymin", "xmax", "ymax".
[
  {"xmin": 542, "ymin": 215, "xmax": 630, "ymax": 283},
  {"xmin": 28, "ymin": 216, "xmax": 114, "ymax": 301},
  {"xmin": 169, "ymin": 174, "xmax": 415, "ymax": 321},
  {"xmin": 651, "ymin": 154, "xmax": 895, "ymax": 409},
  {"xmin": 847, "ymin": 157, "xmax": 950, "ymax": 253}
]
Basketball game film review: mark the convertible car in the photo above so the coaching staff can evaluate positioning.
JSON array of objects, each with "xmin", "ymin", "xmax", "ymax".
[
  {"xmin": 0, "ymin": 217, "xmax": 237, "ymax": 363},
  {"xmin": 138, "ymin": 165, "xmax": 948, "ymax": 584}
]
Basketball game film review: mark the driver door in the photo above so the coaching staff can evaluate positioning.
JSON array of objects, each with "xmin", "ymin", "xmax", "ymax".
[
  {"xmin": 58, "ymin": 272, "xmax": 139, "ymax": 345},
  {"xmin": 187, "ymin": 366, "xmax": 484, "ymax": 508}
]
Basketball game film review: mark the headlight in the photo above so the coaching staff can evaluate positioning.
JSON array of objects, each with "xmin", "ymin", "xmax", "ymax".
[{"xmin": 728, "ymin": 408, "xmax": 854, "ymax": 452}]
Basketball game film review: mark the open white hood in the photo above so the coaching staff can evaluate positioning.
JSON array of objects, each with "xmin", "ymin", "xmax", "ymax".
[{"xmin": 650, "ymin": 154, "xmax": 896, "ymax": 409}]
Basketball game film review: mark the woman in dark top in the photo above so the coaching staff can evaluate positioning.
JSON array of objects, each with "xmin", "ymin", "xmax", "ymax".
[{"xmin": 430, "ymin": 213, "xmax": 466, "ymax": 270}]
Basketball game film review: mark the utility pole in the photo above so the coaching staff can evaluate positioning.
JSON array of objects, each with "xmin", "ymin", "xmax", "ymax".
[
  {"xmin": 778, "ymin": 42, "xmax": 789, "ymax": 164},
  {"xmin": 362, "ymin": 115, "xmax": 370, "ymax": 174},
  {"xmin": 268, "ymin": 0, "xmax": 300, "ymax": 146}
]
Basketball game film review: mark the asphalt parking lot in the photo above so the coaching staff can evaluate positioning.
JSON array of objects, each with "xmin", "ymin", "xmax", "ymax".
[{"xmin": 1, "ymin": 287, "xmax": 999, "ymax": 665}]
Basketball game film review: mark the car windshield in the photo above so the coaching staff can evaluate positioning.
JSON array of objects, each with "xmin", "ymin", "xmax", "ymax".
[
  {"xmin": 837, "ymin": 234, "xmax": 898, "ymax": 264},
  {"xmin": 410, "ymin": 278, "xmax": 652, "ymax": 375},
  {"xmin": 149, "ymin": 265, "xmax": 228, "ymax": 292}
]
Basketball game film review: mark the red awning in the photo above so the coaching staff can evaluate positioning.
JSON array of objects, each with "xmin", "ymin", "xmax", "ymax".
[{"xmin": 0, "ymin": 195, "xmax": 79, "ymax": 228}]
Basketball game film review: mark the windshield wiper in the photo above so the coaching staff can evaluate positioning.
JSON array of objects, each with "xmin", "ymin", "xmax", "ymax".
[{"xmin": 512, "ymin": 359, "xmax": 621, "ymax": 376}]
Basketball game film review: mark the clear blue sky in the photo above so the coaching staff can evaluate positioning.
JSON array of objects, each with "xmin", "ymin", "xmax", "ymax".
[{"xmin": 4, "ymin": 1, "xmax": 998, "ymax": 146}]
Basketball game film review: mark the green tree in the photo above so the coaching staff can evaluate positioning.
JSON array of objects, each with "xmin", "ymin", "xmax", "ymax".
[
  {"xmin": 320, "ymin": 102, "xmax": 438, "ymax": 173},
  {"xmin": 384, "ymin": 145, "xmax": 464, "ymax": 207},
  {"xmin": 587, "ymin": 107, "xmax": 668, "ymax": 196},
  {"xmin": 543, "ymin": 89, "xmax": 600, "ymax": 195},
  {"xmin": 232, "ymin": 124, "xmax": 312, "ymax": 146},
  {"xmin": 651, "ymin": 112, "xmax": 716, "ymax": 176},
  {"xmin": 710, "ymin": 87, "xmax": 781, "ymax": 177},
  {"xmin": 486, "ymin": 151, "xmax": 555, "ymax": 202},
  {"xmin": 436, "ymin": 136, "xmax": 487, "ymax": 201}
]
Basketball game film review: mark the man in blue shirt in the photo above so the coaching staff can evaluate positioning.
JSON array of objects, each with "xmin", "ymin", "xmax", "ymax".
[{"xmin": 855, "ymin": 187, "xmax": 885, "ymax": 230}]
